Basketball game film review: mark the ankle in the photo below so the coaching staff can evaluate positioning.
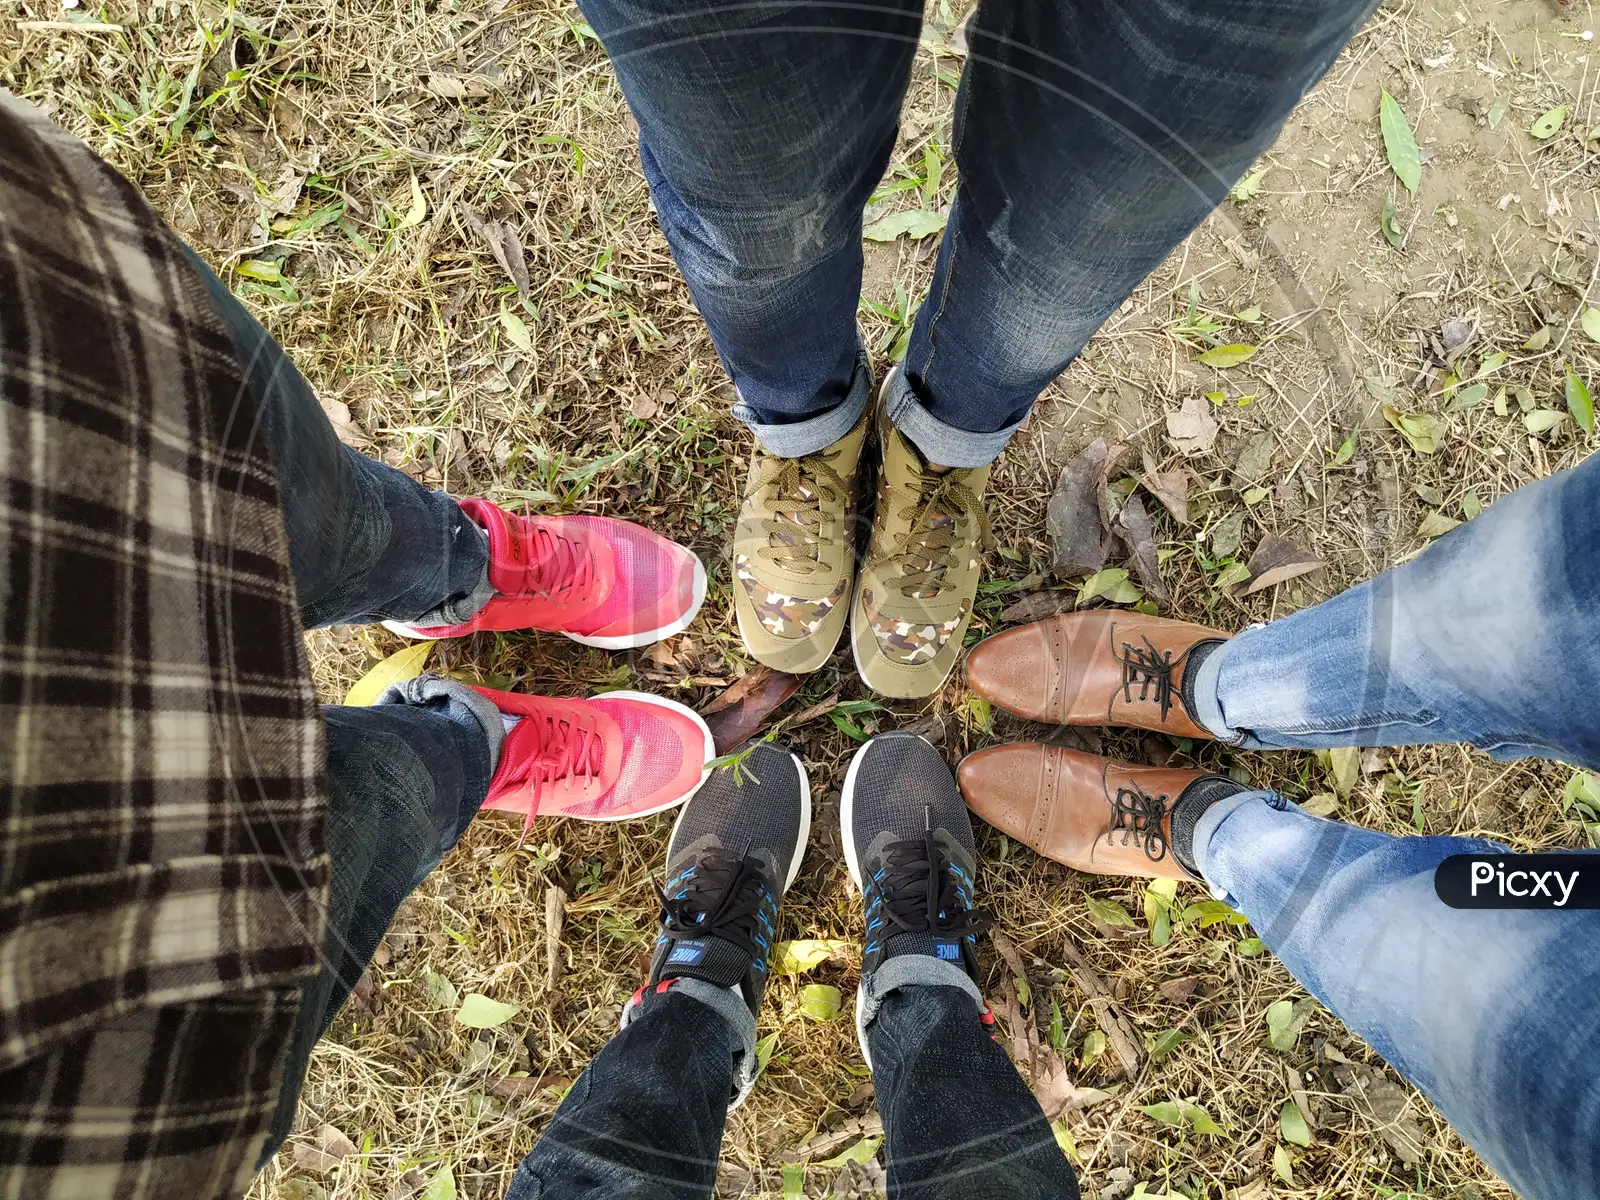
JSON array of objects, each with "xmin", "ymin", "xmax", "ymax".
[{"xmin": 1169, "ymin": 775, "xmax": 1249, "ymax": 878}]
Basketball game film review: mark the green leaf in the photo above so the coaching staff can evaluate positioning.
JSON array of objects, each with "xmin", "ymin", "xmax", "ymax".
[
  {"xmin": 1416, "ymin": 512, "xmax": 1461, "ymax": 539},
  {"xmin": 345, "ymin": 641, "xmax": 433, "ymax": 706},
  {"xmin": 1187, "ymin": 1104, "xmax": 1227, "ymax": 1136},
  {"xmin": 782, "ymin": 1164, "xmax": 804, "ymax": 1200},
  {"xmin": 1236, "ymin": 937, "xmax": 1267, "ymax": 957},
  {"xmin": 1328, "ymin": 746, "xmax": 1360, "ymax": 800},
  {"xmin": 1279, "ymin": 1100, "xmax": 1313, "ymax": 1147},
  {"xmin": 754, "ymin": 1030, "xmax": 781, "ymax": 1077},
  {"xmin": 1487, "ymin": 95, "xmax": 1510, "ymax": 129},
  {"xmin": 770, "ymin": 939, "xmax": 850, "ymax": 975},
  {"xmin": 1085, "ymin": 896, "xmax": 1137, "ymax": 927},
  {"xmin": 1051, "ymin": 1119, "xmax": 1080, "ymax": 1161},
  {"xmin": 1449, "ymin": 381, "xmax": 1488, "ymax": 410},
  {"xmin": 1147, "ymin": 1028, "xmax": 1192, "ymax": 1060},
  {"xmin": 1462, "ymin": 488, "xmax": 1481, "ymax": 520},
  {"xmin": 1381, "ymin": 405, "xmax": 1447, "ymax": 454},
  {"xmin": 236, "ymin": 258, "xmax": 282, "ymax": 282},
  {"xmin": 1241, "ymin": 485, "xmax": 1270, "ymax": 506},
  {"xmin": 1582, "ymin": 307, "xmax": 1600, "ymax": 344},
  {"xmin": 1080, "ymin": 1029, "xmax": 1107, "ymax": 1065},
  {"xmin": 1329, "ymin": 431, "xmax": 1357, "ymax": 466},
  {"xmin": 1181, "ymin": 899, "xmax": 1246, "ymax": 927},
  {"xmin": 422, "ymin": 1164, "xmax": 457, "ymax": 1200},
  {"xmin": 1273, "ymin": 1143, "xmax": 1295, "ymax": 1185},
  {"xmin": 1525, "ymin": 409, "xmax": 1569, "ymax": 435},
  {"xmin": 421, "ymin": 970, "xmax": 458, "ymax": 1010},
  {"xmin": 1229, "ymin": 169, "xmax": 1267, "ymax": 202},
  {"xmin": 1212, "ymin": 561, "xmax": 1252, "ymax": 592},
  {"xmin": 1380, "ymin": 194, "xmax": 1405, "ymax": 249},
  {"xmin": 456, "ymin": 993, "xmax": 520, "ymax": 1029},
  {"xmin": 1566, "ymin": 368, "xmax": 1594, "ymax": 437},
  {"xmin": 820, "ymin": 1136, "xmax": 881, "ymax": 1167},
  {"xmin": 1529, "ymin": 105, "xmax": 1567, "ymax": 139},
  {"xmin": 1148, "ymin": 877, "xmax": 1179, "ymax": 902},
  {"xmin": 1379, "ymin": 90, "xmax": 1422, "ymax": 193},
  {"xmin": 1194, "ymin": 343, "xmax": 1257, "ymax": 369},
  {"xmin": 500, "ymin": 308, "xmax": 533, "ymax": 353},
  {"xmin": 1150, "ymin": 908, "xmax": 1172, "ymax": 947},
  {"xmin": 829, "ymin": 710, "xmax": 869, "ymax": 741},
  {"xmin": 801, "ymin": 984, "xmax": 843, "ymax": 1021},
  {"xmin": 1266, "ymin": 998, "xmax": 1317, "ymax": 1051},
  {"xmin": 1140, "ymin": 1101, "xmax": 1185, "ymax": 1127},
  {"xmin": 1013, "ymin": 974, "xmax": 1032, "ymax": 1009},
  {"xmin": 1561, "ymin": 771, "xmax": 1600, "ymax": 818},
  {"xmin": 1076, "ymin": 567, "xmax": 1130, "ymax": 607},
  {"xmin": 862, "ymin": 208, "xmax": 948, "ymax": 241}
]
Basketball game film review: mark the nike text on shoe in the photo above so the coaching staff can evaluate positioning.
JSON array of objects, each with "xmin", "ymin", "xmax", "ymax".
[
  {"xmin": 386, "ymin": 498, "xmax": 706, "ymax": 648},
  {"xmin": 625, "ymin": 742, "xmax": 812, "ymax": 1110},
  {"xmin": 732, "ymin": 410, "xmax": 870, "ymax": 673},
  {"xmin": 840, "ymin": 732, "xmax": 994, "ymax": 1068},
  {"xmin": 474, "ymin": 686, "xmax": 713, "ymax": 839}
]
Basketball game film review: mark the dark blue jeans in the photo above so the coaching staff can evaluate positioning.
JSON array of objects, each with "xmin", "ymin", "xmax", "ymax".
[
  {"xmin": 182, "ymin": 252, "xmax": 504, "ymax": 1158},
  {"xmin": 508, "ymin": 982, "xmax": 1076, "ymax": 1200},
  {"xmin": 581, "ymin": 0, "xmax": 1376, "ymax": 465}
]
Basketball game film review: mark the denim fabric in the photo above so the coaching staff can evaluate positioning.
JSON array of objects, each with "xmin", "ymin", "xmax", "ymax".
[
  {"xmin": 186, "ymin": 245, "xmax": 491, "ymax": 627},
  {"xmin": 511, "ymin": 981, "xmax": 1075, "ymax": 1199},
  {"xmin": 1191, "ymin": 452, "xmax": 1600, "ymax": 769},
  {"xmin": 1194, "ymin": 795, "xmax": 1599, "ymax": 1200},
  {"xmin": 579, "ymin": 0, "xmax": 1375, "ymax": 465}
]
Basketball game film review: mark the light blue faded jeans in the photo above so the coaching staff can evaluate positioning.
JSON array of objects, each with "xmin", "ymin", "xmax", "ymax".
[{"xmin": 1188, "ymin": 452, "xmax": 1600, "ymax": 1200}]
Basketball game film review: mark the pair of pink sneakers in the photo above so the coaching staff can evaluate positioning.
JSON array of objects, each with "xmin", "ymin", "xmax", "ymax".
[{"xmin": 385, "ymin": 499, "xmax": 713, "ymax": 830}]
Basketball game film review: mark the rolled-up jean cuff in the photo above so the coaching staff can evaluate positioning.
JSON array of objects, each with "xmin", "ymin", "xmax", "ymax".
[
  {"xmin": 884, "ymin": 369, "xmax": 1026, "ymax": 468},
  {"xmin": 732, "ymin": 348, "xmax": 871, "ymax": 458},
  {"xmin": 1188, "ymin": 630, "xmax": 1268, "ymax": 749},
  {"xmin": 377, "ymin": 674, "xmax": 506, "ymax": 781},
  {"xmin": 1191, "ymin": 788, "xmax": 1282, "ymax": 903}
]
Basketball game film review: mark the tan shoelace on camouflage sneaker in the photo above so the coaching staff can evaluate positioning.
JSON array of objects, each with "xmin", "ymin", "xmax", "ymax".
[
  {"xmin": 753, "ymin": 451, "xmax": 849, "ymax": 575},
  {"xmin": 884, "ymin": 471, "xmax": 991, "ymax": 600}
]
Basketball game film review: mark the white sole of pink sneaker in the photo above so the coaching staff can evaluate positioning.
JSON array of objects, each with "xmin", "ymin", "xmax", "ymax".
[
  {"xmin": 381, "ymin": 556, "xmax": 708, "ymax": 649},
  {"xmin": 565, "ymin": 689, "xmax": 715, "ymax": 822},
  {"xmin": 564, "ymin": 554, "xmax": 708, "ymax": 650}
]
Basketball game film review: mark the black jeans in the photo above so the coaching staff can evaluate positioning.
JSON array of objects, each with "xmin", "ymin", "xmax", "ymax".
[{"xmin": 508, "ymin": 983, "xmax": 1078, "ymax": 1200}]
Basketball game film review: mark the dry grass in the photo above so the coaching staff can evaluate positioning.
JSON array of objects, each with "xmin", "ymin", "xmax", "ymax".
[{"xmin": 6, "ymin": 0, "xmax": 1600, "ymax": 1195}]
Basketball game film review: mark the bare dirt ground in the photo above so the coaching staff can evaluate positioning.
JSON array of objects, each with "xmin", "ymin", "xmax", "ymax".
[{"xmin": 6, "ymin": 0, "xmax": 1600, "ymax": 1195}]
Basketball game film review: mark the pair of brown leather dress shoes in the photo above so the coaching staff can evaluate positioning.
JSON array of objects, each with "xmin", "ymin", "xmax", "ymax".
[{"xmin": 957, "ymin": 611, "xmax": 1238, "ymax": 881}]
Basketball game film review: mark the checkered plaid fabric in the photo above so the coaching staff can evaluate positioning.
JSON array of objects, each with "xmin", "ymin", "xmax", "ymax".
[{"xmin": 0, "ymin": 97, "xmax": 328, "ymax": 1196}]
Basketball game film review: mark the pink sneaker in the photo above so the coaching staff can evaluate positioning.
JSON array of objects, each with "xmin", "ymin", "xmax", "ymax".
[
  {"xmin": 385, "ymin": 499, "xmax": 706, "ymax": 648},
  {"xmin": 475, "ymin": 686, "xmax": 713, "ymax": 834}
]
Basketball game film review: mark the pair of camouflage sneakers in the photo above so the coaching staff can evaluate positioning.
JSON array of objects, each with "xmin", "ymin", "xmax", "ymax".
[{"xmin": 731, "ymin": 375, "xmax": 989, "ymax": 700}]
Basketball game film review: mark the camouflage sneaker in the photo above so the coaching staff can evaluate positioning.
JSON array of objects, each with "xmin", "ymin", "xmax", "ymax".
[
  {"xmin": 731, "ymin": 410, "xmax": 870, "ymax": 673},
  {"xmin": 850, "ymin": 405, "xmax": 989, "ymax": 699}
]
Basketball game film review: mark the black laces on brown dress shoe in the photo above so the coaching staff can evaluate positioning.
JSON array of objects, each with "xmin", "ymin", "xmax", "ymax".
[
  {"xmin": 1116, "ymin": 635, "xmax": 1193, "ymax": 722},
  {"xmin": 1108, "ymin": 781, "xmax": 1171, "ymax": 863}
]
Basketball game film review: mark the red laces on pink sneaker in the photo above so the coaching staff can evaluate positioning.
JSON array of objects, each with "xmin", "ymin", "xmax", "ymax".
[
  {"xmin": 513, "ymin": 522, "xmax": 598, "ymax": 605},
  {"xmin": 497, "ymin": 708, "xmax": 607, "ymax": 842}
]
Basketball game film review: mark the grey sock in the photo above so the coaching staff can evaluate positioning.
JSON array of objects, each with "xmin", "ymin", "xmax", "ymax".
[
  {"xmin": 1179, "ymin": 637, "xmax": 1227, "ymax": 724},
  {"xmin": 1169, "ymin": 775, "xmax": 1248, "ymax": 878}
]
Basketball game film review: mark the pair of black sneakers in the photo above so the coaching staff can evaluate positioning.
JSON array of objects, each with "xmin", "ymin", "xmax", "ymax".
[{"xmin": 626, "ymin": 733, "xmax": 993, "ymax": 1106}]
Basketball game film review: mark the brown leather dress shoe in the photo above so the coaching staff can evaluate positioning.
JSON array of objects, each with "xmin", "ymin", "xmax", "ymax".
[
  {"xmin": 963, "ymin": 612, "xmax": 1229, "ymax": 739},
  {"xmin": 958, "ymin": 742, "xmax": 1223, "ymax": 880}
]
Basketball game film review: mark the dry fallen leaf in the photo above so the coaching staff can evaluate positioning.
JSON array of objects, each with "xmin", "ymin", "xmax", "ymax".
[
  {"xmin": 1033, "ymin": 1063, "xmax": 1114, "ymax": 1120},
  {"xmin": 1116, "ymin": 493, "xmax": 1171, "ymax": 606},
  {"xmin": 319, "ymin": 397, "xmax": 370, "ymax": 448},
  {"xmin": 999, "ymin": 590, "xmax": 1076, "ymax": 624},
  {"xmin": 1158, "ymin": 976, "xmax": 1202, "ymax": 1003},
  {"xmin": 1046, "ymin": 438, "xmax": 1116, "ymax": 578},
  {"xmin": 1139, "ymin": 448, "xmax": 1190, "ymax": 523},
  {"xmin": 700, "ymin": 665, "xmax": 803, "ymax": 753},
  {"xmin": 292, "ymin": 1125, "xmax": 358, "ymax": 1175},
  {"xmin": 1165, "ymin": 394, "xmax": 1220, "ymax": 456},
  {"xmin": 489, "ymin": 1073, "xmax": 573, "ymax": 1099},
  {"xmin": 1340, "ymin": 1065, "xmax": 1426, "ymax": 1165},
  {"xmin": 1234, "ymin": 534, "xmax": 1325, "ymax": 596},
  {"xmin": 629, "ymin": 392, "xmax": 659, "ymax": 421}
]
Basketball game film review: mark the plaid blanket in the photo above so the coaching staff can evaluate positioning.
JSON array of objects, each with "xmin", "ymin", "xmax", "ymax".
[{"xmin": 0, "ymin": 96, "xmax": 328, "ymax": 1197}]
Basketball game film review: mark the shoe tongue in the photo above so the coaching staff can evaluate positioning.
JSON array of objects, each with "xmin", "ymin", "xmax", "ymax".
[
  {"xmin": 884, "ymin": 930, "xmax": 972, "ymax": 972},
  {"xmin": 654, "ymin": 932, "xmax": 752, "ymax": 989}
]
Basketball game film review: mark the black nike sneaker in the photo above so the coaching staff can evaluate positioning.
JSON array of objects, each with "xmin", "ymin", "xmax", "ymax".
[
  {"xmin": 625, "ymin": 740, "xmax": 811, "ymax": 1109},
  {"xmin": 840, "ymin": 732, "xmax": 993, "ymax": 1068}
]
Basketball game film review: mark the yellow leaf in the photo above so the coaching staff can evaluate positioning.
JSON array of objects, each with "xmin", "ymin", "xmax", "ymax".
[
  {"xmin": 344, "ymin": 641, "xmax": 433, "ymax": 706},
  {"xmin": 770, "ymin": 939, "xmax": 850, "ymax": 975},
  {"xmin": 236, "ymin": 258, "xmax": 282, "ymax": 282},
  {"xmin": 1195, "ymin": 344, "xmax": 1258, "ymax": 369},
  {"xmin": 1581, "ymin": 307, "xmax": 1600, "ymax": 345},
  {"xmin": 500, "ymin": 308, "xmax": 533, "ymax": 354},
  {"xmin": 398, "ymin": 172, "xmax": 427, "ymax": 228}
]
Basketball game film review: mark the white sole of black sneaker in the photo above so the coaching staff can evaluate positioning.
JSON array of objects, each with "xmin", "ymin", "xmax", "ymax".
[{"xmin": 838, "ymin": 731, "xmax": 937, "ymax": 1070}]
